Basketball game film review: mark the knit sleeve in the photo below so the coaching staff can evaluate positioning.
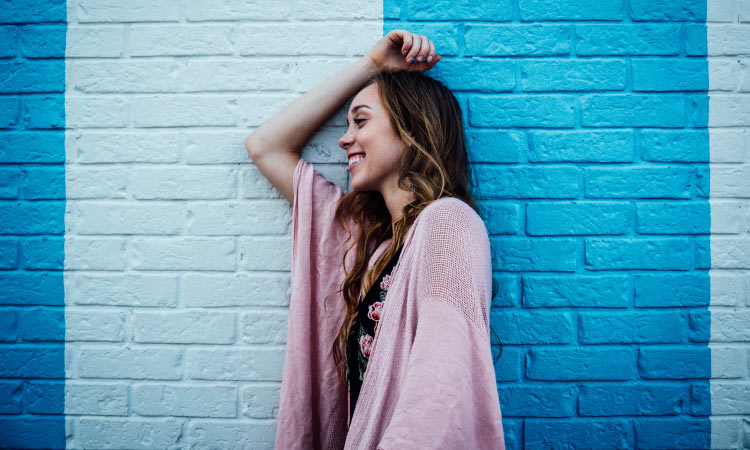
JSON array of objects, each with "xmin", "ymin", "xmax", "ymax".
[{"xmin": 377, "ymin": 199, "xmax": 506, "ymax": 450}]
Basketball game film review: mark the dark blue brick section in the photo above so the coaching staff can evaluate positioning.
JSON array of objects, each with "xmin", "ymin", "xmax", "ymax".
[
  {"xmin": 0, "ymin": 1, "xmax": 67, "ymax": 448},
  {"xmin": 388, "ymin": 0, "xmax": 712, "ymax": 447}
]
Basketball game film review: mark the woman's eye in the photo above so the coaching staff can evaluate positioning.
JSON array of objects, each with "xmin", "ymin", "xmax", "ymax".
[{"xmin": 353, "ymin": 119, "xmax": 366, "ymax": 126}]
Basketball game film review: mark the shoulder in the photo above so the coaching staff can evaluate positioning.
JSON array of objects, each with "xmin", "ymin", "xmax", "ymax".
[{"xmin": 414, "ymin": 197, "xmax": 488, "ymax": 243}]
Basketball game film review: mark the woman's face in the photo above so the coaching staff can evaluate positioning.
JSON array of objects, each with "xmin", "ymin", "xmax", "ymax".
[{"xmin": 338, "ymin": 84, "xmax": 406, "ymax": 194}]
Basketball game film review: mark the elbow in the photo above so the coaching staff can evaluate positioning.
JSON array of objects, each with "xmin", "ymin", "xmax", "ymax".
[{"xmin": 244, "ymin": 134, "xmax": 256, "ymax": 158}]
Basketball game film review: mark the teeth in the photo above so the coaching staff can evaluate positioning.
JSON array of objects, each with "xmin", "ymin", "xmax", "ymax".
[{"xmin": 348, "ymin": 155, "xmax": 365, "ymax": 167}]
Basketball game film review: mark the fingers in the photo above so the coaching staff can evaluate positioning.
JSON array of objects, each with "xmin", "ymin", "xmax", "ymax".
[{"xmin": 405, "ymin": 33, "xmax": 423, "ymax": 64}]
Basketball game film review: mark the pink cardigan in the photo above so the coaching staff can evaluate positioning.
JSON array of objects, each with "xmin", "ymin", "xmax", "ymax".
[{"xmin": 274, "ymin": 158, "xmax": 506, "ymax": 450}]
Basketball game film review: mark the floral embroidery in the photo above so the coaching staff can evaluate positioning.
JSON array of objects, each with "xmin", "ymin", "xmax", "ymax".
[
  {"xmin": 359, "ymin": 334, "xmax": 373, "ymax": 357},
  {"xmin": 368, "ymin": 301, "xmax": 383, "ymax": 322}
]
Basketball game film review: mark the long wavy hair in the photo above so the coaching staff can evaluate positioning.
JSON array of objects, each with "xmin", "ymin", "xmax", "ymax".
[{"xmin": 324, "ymin": 69, "xmax": 503, "ymax": 390}]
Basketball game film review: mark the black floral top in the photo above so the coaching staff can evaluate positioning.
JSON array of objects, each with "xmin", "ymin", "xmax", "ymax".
[{"xmin": 347, "ymin": 244, "xmax": 404, "ymax": 422}]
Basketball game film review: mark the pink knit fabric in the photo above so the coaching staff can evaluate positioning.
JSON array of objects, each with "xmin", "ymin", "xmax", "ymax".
[{"xmin": 274, "ymin": 158, "xmax": 505, "ymax": 450}]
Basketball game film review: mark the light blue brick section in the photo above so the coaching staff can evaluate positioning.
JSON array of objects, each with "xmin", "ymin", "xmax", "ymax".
[
  {"xmin": 388, "ymin": 1, "xmax": 710, "ymax": 448},
  {"xmin": 0, "ymin": 0, "xmax": 67, "ymax": 448}
]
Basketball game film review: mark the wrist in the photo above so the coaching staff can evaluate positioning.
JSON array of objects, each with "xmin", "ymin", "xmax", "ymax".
[{"xmin": 360, "ymin": 54, "xmax": 379, "ymax": 77}]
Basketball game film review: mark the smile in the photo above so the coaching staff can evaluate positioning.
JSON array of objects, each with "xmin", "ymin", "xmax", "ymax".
[{"xmin": 348, "ymin": 154, "xmax": 366, "ymax": 169}]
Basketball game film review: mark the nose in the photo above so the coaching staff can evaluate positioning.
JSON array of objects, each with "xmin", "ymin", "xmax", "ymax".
[{"xmin": 338, "ymin": 129, "xmax": 354, "ymax": 150}]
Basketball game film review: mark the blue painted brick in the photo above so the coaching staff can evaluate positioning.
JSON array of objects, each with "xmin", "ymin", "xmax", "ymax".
[
  {"xmin": 635, "ymin": 274, "xmax": 710, "ymax": 307},
  {"xmin": 634, "ymin": 419, "xmax": 710, "ymax": 449},
  {"xmin": 0, "ymin": 418, "xmax": 66, "ymax": 449},
  {"xmin": 497, "ymin": 385, "xmax": 576, "ymax": 417},
  {"xmin": 526, "ymin": 201, "xmax": 629, "ymax": 236},
  {"xmin": 579, "ymin": 384, "xmax": 684, "ymax": 416},
  {"xmin": 493, "ymin": 347, "xmax": 522, "ymax": 381},
  {"xmin": 0, "ymin": 239, "xmax": 18, "ymax": 269},
  {"xmin": 0, "ymin": 96, "xmax": 19, "ymax": 128},
  {"xmin": 685, "ymin": 25, "xmax": 708, "ymax": 56},
  {"xmin": 0, "ymin": 382, "xmax": 22, "ymax": 413},
  {"xmin": 636, "ymin": 202, "xmax": 710, "ymax": 235},
  {"xmin": 687, "ymin": 94, "xmax": 709, "ymax": 127},
  {"xmin": 24, "ymin": 381, "xmax": 64, "ymax": 413},
  {"xmin": 694, "ymin": 236, "xmax": 710, "ymax": 269},
  {"xmin": 585, "ymin": 168, "xmax": 691, "ymax": 199},
  {"xmin": 585, "ymin": 238, "xmax": 692, "ymax": 271},
  {"xmin": 632, "ymin": 59, "xmax": 708, "ymax": 92},
  {"xmin": 435, "ymin": 60, "xmax": 515, "ymax": 92},
  {"xmin": 465, "ymin": 24, "xmax": 570, "ymax": 56},
  {"xmin": 477, "ymin": 202, "xmax": 521, "ymax": 235},
  {"xmin": 0, "ymin": 202, "xmax": 65, "ymax": 234},
  {"xmin": 525, "ymin": 419, "xmax": 632, "ymax": 449},
  {"xmin": 521, "ymin": 60, "xmax": 626, "ymax": 92},
  {"xmin": 0, "ymin": 0, "xmax": 66, "ymax": 23},
  {"xmin": 491, "ymin": 237, "xmax": 577, "ymax": 272},
  {"xmin": 687, "ymin": 311, "xmax": 710, "ymax": 343},
  {"xmin": 23, "ymin": 95, "xmax": 65, "ymax": 130},
  {"xmin": 475, "ymin": 166, "xmax": 580, "ymax": 199},
  {"xmin": 0, "ymin": 61, "xmax": 66, "ymax": 94},
  {"xmin": 22, "ymin": 167, "xmax": 66, "ymax": 200},
  {"xmin": 468, "ymin": 130, "xmax": 525, "ymax": 163},
  {"xmin": 638, "ymin": 348, "xmax": 711, "ymax": 379},
  {"xmin": 492, "ymin": 311, "xmax": 573, "ymax": 344},
  {"xmin": 581, "ymin": 95, "xmax": 684, "ymax": 127},
  {"xmin": 470, "ymin": 95, "xmax": 575, "ymax": 128},
  {"xmin": 501, "ymin": 419, "xmax": 522, "ymax": 450},
  {"xmin": 407, "ymin": 0, "xmax": 513, "ymax": 21},
  {"xmin": 629, "ymin": 0, "xmax": 707, "ymax": 21},
  {"xmin": 519, "ymin": 0, "xmax": 623, "ymax": 21},
  {"xmin": 0, "ymin": 346, "xmax": 64, "ymax": 378},
  {"xmin": 0, "ymin": 168, "xmax": 22, "ymax": 199},
  {"xmin": 0, "ymin": 27, "xmax": 18, "ymax": 58},
  {"xmin": 529, "ymin": 130, "xmax": 633, "ymax": 163},
  {"xmin": 490, "ymin": 275, "xmax": 519, "ymax": 307},
  {"xmin": 522, "ymin": 275, "xmax": 630, "ymax": 308},
  {"xmin": 0, "ymin": 272, "xmax": 64, "ymax": 306},
  {"xmin": 527, "ymin": 348, "xmax": 636, "ymax": 380},
  {"xmin": 639, "ymin": 130, "xmax": 709, "ymax": 162},
  {"xmin": 20, "ymin": 25, "xmax": 66, "ymax": 58},
  {"xmin": 579, "ymin": 312, "xmax": 683, "ymax": 344},
  {"xmin": 689, "ymin": 384, "xmax": 710, "ymax": 416},
  {"xmin": 18, "ymin": 308, "xmax": 64, "ymax": 342},
  {"xmin": 575, "ymin": 24, "xmax": 680, "ymax": 56},
  {"xmin": 0, "ymin": 310, "xmax": 17, "ymax": 342},
  {"xmin": 0, "ymin": 132, "xmax": 66, "ymax": 163},
  {"xmin": 695, "ymin": 167, "xmax": 709, "ymax": 198}
]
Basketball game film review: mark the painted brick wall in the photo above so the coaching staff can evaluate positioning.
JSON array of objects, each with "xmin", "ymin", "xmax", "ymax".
[{"xmin": 1, "ymin": 0, "xmax": 749, "ymax": 449}]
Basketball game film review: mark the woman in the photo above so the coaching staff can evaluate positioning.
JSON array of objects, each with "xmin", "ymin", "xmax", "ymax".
[{"xmin": 246, "ymin": 30, "xmax": 505, "ymax": 450}]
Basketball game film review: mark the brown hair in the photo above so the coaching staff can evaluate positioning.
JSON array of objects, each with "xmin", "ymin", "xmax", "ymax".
[{"xmin": 324, "ymin": 69, "xmax": 503, "ymax": 390}]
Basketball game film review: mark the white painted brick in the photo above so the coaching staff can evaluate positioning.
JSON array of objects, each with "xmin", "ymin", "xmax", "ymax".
[
  {"xmin": 740, "ymin": 0, "xmax": 750, "ymax": 21},
  {"xmin": 738, "ymin": 59, "xmax": 750, "ymax": 91},
  {"xmin": 241, "ymin": 384, "xmax": 281, "ymax": 419},
  {"xmin": 709, "ymin": 129, "xmax": 745, "ymax": 163},
  {"xmin": 77, "ymin": 418, "xmax": 184, "ymax": 449},
  {"xmin": 711, "ymin": 346, "xmax": 746, "ymax": 378},
  {"xmin": 711, "ymin": 200, "xmax": 746, "ymax": 234},
  {"xmin": 710, "ymin": 166, "xmax": 750, "ymax": 197},
  {"xmin": 66, "ymin": 26, "xmax": 124, "ymax": 57},
  {"xmin": 130, "ymin": 237, "xmax": 235, "ymax": 271},
  {"xmin": 294, "ymin": 58, "xmax": 355, "ymax": 91},
  {"xmin": 709, "ymin": 95, "xmax": 750, "ymax": 126},
  {"xmin": 183, "ymin": 60, "xmax": 293, "ymax": 92},
  {"xmin": 68, "ymin": 60, "xmax": 185, "ymax": 93},
  {"xmin": 238, "ymin": 237, "xmax": 291, "ymax": 271},
  {"xmin": 708, "ymin": 0, "xmax": 739, "ymax": 22},
  {"xmin": 64, "ymin": 382, "xmax": 128, "ymax": 415},
  {"xmin": 711, "ymin": 309, "xmax": 750, "ymax": 340},
  {"xmin": 710, "ymin": 384, "xmax": 750, "ymax": 414},
  {"xmin": 130, "ymin": 166, "xmax": 237, "ymax": 200},
  {"xmin": 710, "ymin": 418, "xmax": 742, "ymax": 450},
  {"xmin": 133, "ymin": 310, "xmax": 236, "ymax": 344},
  {"xmin": 69, "ymin": 273, "xmax": 178, "ymax": 307},
  {"xmin": 712, "ymin": 237, "xmax": 750, "ymax": 269},
  {"xmin": 130, "ymin": 25, "xmax": 233, "ymax": 56},
  {"xmin": 295, "ymin": 0, "xmax": 381, "ymax": 20},
  {"xmin": 133, "ymin": 384, "xmax": 237, "ymax": 417},
  {"xmin": 709, "ymin": 58, "xmax": 738, "ymax": 91},
  {"xmin": 78, "ymin": 346, "xmax": 182, "ymax": 380},
  {"xmin": 707, "ymin": 25, "xmax": 750, "ymax": 55},
  {"xmin": 186, "ymin": 201, "xmax": 289, "ymax": 235},
  {"xmin": 187, "ymin": 348, "xmax": 284, "ymax": 381},
  {"xmin": 242, "ymin": 166, "xmax": 287, "ymax": 199},
  {"xmin": 64, "ymin": 238, "xmax": 127, "ymax": 270},
  {"xmin": 188, "ymin": 420, "xmax": 276, "ymax": 448},
  {"xmin": 241, "ymin": 311, "xmax": 288, "ymax": 344},
  {"xmin": 65, "ymin": 96, "xmax": 128, "ymax": 128},
  {"xmin": 234, "ymin": 22, "xmax": 380, "ymax": 56},
  {"xmin": 131, "ymin": 95, "xmax": 237, "ymax": 127},
  {"xmin": 184, "ymin": 131, "xmax": 249, "ymax": 164},
  {"xmin": 185, "ymin": 0, "xmax": 293, "ymax": 21},
  {"xmin": 77, "ymin": 0, "xmax": 180, "ymax": 23},
  {"xmin": 74, "ymin": 202, "xmax": 185, "ymax": 235},
  {"xmin": 72, "ymin": 131, "xmax": 180, "ymax": 164},
  {"xmin": 65, "ymin": 166, "xmax": 127, "ymax": 199},
  {"xmin": 237, "ymin": 93, "xmax": 297, "ymax": 127},
  {"xmin": 181, "ymin": 273, "xmax": 290, "ymax": 307},
  {"xmin": 65, "ymin": 310, "xmax": 127, "ymax": 342},
  {"xmin": 710, "ymin": 273, "xmax": 746, "ymax": 306}
]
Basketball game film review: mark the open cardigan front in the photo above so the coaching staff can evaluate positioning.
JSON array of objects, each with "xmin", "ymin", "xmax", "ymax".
[{"xmin": 274, "ymin": 158, "xmax": 506, "ymax": 450}]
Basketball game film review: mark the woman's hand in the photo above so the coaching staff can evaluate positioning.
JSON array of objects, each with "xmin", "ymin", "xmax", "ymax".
[{"xmin": 366, "ymin": 30, "xmax": 442, "ymax": 73}]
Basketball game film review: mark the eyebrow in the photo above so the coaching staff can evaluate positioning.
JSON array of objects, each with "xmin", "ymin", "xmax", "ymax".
[{"xmin": 346, "ymin": 104, "xmax": 371, "ymax": 126}]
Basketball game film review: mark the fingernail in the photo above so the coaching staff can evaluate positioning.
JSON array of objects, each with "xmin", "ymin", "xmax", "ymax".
[{"xmin": 427, "ymin": 56, "xmax": 433, "ymax": 63}]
